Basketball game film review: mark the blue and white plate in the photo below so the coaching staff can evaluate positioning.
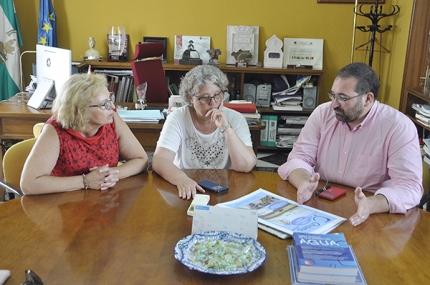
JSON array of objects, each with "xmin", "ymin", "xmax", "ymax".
[{"xmin": 174, "ymin": 231, "xmax": 266, "ymax": 275}]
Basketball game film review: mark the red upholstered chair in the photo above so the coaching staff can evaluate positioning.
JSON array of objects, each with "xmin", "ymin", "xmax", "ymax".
[{"xmin": 131, "ymin": 42, "xmax": 169, "ymax": 104}]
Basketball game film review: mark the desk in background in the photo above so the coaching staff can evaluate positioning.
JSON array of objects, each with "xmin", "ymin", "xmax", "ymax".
[
  {"xmin": 1, "ymin": 170, "xmax": 429, "ymax": 284},
  {"xmin": 0, "ymin": 101, "xmax": 265, "ymax": 155}
]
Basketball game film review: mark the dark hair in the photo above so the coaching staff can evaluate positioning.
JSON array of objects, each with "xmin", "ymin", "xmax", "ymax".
[{"xmin": 336, "ymin": 62, "xmax": 380, "ymax": 99}]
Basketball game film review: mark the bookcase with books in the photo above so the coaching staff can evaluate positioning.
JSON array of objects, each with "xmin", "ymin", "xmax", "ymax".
[{"xmin": 85, "ymin": 60, "xmax": 324, "ymax": 152}]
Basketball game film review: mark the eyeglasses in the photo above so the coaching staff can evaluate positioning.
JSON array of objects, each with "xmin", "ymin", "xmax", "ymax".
[
  {"xmin": 328, "ymin": 91, "xmax": 364, "ymax": 104},
  {"xmin": 88, "ymin": 93, "xmax": 115, "ymax": 110},
  {"xmin": 192, "ymin": 92, "xmax": 224, "ymax": 105}
]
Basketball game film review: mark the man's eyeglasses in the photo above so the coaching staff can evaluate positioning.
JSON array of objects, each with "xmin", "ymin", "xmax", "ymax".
[
  {"xmin": 89, "ymin": 99, "xmax": 114, "ymax": 110},
  {"xmin": 192, "ymin": 92, "xmax": 224, "ymax": 105},
  {"xmin": 328, "ymin": 91, "xmax": 364, "ymax": 104}
]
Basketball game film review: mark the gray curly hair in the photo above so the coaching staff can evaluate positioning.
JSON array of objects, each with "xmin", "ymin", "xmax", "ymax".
[{"xmin": 179, "ymin": 65, "xmax": 229, "ymax": 103}]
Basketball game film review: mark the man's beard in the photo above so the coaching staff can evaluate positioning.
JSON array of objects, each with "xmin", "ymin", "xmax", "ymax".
[{"xmin": 334, "ymin": 101, "xmax": 364, "ymax": 123}]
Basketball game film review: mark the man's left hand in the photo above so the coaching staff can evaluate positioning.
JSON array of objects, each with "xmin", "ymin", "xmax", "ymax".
[{"xmin": 349, "ymin": 187, "xmax": 370, "ymax": 226}]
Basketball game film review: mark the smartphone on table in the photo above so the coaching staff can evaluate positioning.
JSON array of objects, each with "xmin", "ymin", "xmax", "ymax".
[{"xmin": 197, "ymin": 180, "xmax": 229, "ymax": 194}]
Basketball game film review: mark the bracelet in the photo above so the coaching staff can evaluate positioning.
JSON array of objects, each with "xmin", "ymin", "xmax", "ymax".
[
  {"xmin": 82, "ymin": 174, "xmax": 89, "ymax": 190},
  {"xmin": 220, "ymin": 123, "xmax": 231, "ymax": 133}
]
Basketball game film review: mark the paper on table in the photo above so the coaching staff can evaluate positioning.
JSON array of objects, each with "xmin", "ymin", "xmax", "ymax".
[
  {"xmin": 0, "ymin": 270, "xmax": 10, "ymax": 285},
  {"xmin": 192, "ymin": 205, "xmax": 258, "ymax": 239}
]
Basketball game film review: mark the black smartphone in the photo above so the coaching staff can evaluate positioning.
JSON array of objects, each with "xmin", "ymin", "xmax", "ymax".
[{"xmin": 197, "ymin": 180, "xmax": 229, "ymax": 194}]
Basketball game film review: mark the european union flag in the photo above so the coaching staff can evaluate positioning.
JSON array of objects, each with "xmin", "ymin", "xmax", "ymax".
[{"xmin": 37, "ymin": 0, "xmax": 57, "ymax": 46}]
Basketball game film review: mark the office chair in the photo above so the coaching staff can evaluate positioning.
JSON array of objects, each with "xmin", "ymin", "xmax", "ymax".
[
  {"xmin": 33, "ymin": 122, "xmax": 44, "ymax": 138},
  {"xmin": 131, "ymin": 42, "xmax": 169, "ymax": 104},
  {"xmin": 1, "ymin": 138, "xmax": 37, "ymax": 199}
]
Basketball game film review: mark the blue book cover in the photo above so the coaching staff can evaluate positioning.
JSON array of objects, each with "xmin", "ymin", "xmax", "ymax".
[
  {"xmin": 287, "ymin": 245, "xmax": 367, "ymax": 285},
  {"xmin": 293, "ymin": 232, "xmax": 358, "ymax": 276}
]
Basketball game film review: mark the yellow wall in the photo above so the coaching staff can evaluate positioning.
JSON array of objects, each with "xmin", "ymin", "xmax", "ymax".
[{"xmin": 15, "ymin": 0, "xmax": 412, "ymax": 108}]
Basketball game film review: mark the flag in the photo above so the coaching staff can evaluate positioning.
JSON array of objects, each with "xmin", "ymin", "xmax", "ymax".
[
  {"xmin": 0, "ymin": 0, "xmax": 23, "ymax": 100},
  {"xmin": 37, "ymin": 0, "xmax": 57, "ymax": 47}
]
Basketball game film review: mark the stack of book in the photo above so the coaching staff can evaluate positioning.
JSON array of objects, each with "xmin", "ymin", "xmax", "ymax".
[
  {"xmin": 276, "ymin": 116, "xmax": 308, "ymax": 148},
  {"xmin": 223, "ymin": 101, "xmax": 261, "ymax": 125},
  {"xmin": 271, "ymin": 93, "xmax": 303, "ymax": 111},
  {"xmin": 412, "ymin": 103, "xmax": 430, "ymax": 127},
  {"xmin": 287, "ymin": 232, "xmax": 367, "ymax": 285}
]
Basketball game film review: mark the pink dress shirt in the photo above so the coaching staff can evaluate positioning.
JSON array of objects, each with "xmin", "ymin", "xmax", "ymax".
[{"xmin": 278, "ymin": 101, "xmax": 423, "ymax": 214}]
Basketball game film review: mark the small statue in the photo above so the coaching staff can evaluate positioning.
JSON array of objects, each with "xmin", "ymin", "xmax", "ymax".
[
  {"xmin": 231, "ymin": 49, "xmax": 252, "ymax": 67},
  {"xmin": 84, "ymin": 37, "xmax": 101, "ymax": 61},
  {"xmin": 207, "ymin": 48, "xmax": 222, "ymax": 66},
  {"xmin": 179, "ymin": 40, "xmax": 202, "ymax": 65}
]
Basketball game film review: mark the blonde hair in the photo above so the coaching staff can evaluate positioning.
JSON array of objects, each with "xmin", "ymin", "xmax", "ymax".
[{"xmin": 52, "ymin": 73, "xmax": 107, "ymax": 132}]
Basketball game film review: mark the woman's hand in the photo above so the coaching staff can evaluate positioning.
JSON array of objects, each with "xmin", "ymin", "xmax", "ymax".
[
  {"xmin": 86, "ymin": 164, "xmax": 119, "ymax": 190},
  {"xmin": 177, "ymin": 177, "xmax": 205, "ymax": 200},
  {"xmin": 206, "ymin": 108, "xmax": 229, "ymax": 130}
]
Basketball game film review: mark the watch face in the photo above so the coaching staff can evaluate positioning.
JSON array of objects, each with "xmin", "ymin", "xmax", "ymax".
[{"xmin": 268, "ymin": 52, "xmax": 280, "ymax": 58}]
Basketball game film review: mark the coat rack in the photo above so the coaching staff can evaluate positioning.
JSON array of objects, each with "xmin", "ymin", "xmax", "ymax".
[{"xmin": 354, "ymin": 0, "xmax": 400, "ymax": 67}]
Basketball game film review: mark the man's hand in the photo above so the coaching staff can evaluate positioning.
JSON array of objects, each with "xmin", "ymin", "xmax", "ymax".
[
  {"xmin": 297, "ymin": 173, "xmax": 320, "ymax": 204},
  {"xmin": 349, "ymin": 187, "xmax": 370, "ymax": 226},
  {"xmin": 349, "ymin": 187, "xmax": 390, "ymax": 226}
]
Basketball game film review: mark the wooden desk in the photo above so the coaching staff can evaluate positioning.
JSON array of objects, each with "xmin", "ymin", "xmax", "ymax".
[
  {"xmin": 1, "ymin": 170, "xmax": 429, "ymax": 284},
  {"xmin": 0, "ymin": 102, "xmax": 265, "ymax": 155}
]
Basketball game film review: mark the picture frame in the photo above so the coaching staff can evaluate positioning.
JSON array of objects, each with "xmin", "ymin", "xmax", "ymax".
[
  {"xmin": 318, "ymin": 0, "xmax": 384, "ymax": 3},
  {"xmin": 143, "ymin": 37, "xmax": 167, "ymax": 61}
]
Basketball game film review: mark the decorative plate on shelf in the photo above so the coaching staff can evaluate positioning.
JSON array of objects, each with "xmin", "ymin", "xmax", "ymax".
[{"xmin": 174, "ymin": 231, "xmax": 266, "ymax": 275}]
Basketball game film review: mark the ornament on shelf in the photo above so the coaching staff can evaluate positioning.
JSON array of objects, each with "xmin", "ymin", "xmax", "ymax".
[{"xmin": 83, "ymin": 37, "xmax": 102, "ymax": 61}]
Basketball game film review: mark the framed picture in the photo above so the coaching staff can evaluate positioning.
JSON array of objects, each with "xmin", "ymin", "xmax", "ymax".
[
  {"xmin": 318, "ymin": 0, "xmax": 384, "ymax": 3},
  {"xmin": 143, "ymin": 37, "xmax": 167, "ymax": 61}
]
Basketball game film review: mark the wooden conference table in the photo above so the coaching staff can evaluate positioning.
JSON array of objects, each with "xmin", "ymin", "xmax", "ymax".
[
  {"xmin": 0, "ymin": 170, "xmax": 429, "ymax": 284},
  {"xmin": 0, "ymin": 101, "xmax": 265, "ymax": 155}
]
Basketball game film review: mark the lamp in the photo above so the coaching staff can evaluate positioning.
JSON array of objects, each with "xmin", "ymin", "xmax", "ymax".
[{"xmin": 19, "ymin": 50, "xmax": 36, "ymax": 92}]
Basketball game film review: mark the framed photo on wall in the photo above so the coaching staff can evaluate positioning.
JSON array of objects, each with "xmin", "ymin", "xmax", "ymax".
[
  {"xmin": 143, "ymin": 37, "xmax": 167, "ymax": 61},
  {"xmin": 318, "ymin": 0, "xmax": 384, "ymax": 3}
]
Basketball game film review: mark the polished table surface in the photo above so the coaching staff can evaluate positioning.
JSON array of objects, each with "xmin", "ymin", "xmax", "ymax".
[{"xmin": 1, "ymin": 170, "xmax": 429, "ymax": 284}]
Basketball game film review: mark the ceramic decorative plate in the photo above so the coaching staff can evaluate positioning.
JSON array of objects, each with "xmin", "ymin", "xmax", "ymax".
[{"xmin": 174, "ymin": 231, "xmax": 266, "ymax": 275}]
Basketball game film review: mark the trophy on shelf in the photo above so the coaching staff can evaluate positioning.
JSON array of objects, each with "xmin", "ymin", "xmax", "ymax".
[
  {"xmin": 207, "ymin": 48, "xmax": 222, "ymax": 66},
  {"xmin": 179, "ymin": 40, "xmax": 202, "ymax": 65},
  {"xmin": 231, "ymin": 49, "xmax": 252, "ymax": 67},
  {"xmin": 107, "ymin": 26, "xmax": 128, "ymax": 62}
]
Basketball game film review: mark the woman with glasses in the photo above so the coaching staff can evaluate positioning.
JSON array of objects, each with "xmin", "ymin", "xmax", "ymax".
[
  {"xmin": 152, "ymin": 65, "xmax": 257, "ymax": 199},
  {"xmin": 21, "ymin": 73, "xmax": 148, "ymax": 194}
]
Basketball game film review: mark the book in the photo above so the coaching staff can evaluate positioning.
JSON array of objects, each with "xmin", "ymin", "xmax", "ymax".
[
  {"xmin": 292, "ymin": 232, "xmax": 358, "ymax": 276},
  {"xmin": 224, "ymin": 102, "xmax": 257, "ymax": 113},
  {"xmin": 260, "ymin": 115, "xmax": 270, "ymax": 146},
  {"xmin": 216, "ymin": 188, "xmax": 346, "ymax": 237},
  {"xmin": 415, "ymin": 112, "xmax": 430, "ymax": 123},
  {"xmin": 267, "ymin": 115, "xmax": 278, "ymax": 147},
  {"xmin": 117, "ymin": 110, "xmax": 164, "ymax": 123},
  {"xmin": 287, "ymin": 245, "xmax": 367, "ymax": 285},
  {"xmin": 272, "ymin": 104, "xmax": 303, "ymax": 111}
]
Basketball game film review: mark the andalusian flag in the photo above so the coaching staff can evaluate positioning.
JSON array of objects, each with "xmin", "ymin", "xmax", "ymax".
[
  {"xmin": 0, "ymin": 0, "xmax": 23, "ymax": 100},
  {"xmin": 37, "ymin": 0, "xmax": 57, "ymax": 47}
]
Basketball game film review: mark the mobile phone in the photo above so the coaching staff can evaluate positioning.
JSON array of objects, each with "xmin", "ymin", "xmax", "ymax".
[
  {"xmin": 318, "ymin": 187, "xmax": 347, "ymax": 201},
  {"xmin": 197, "ymin": 180, "xmax": 229, "ymax": 194}
]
